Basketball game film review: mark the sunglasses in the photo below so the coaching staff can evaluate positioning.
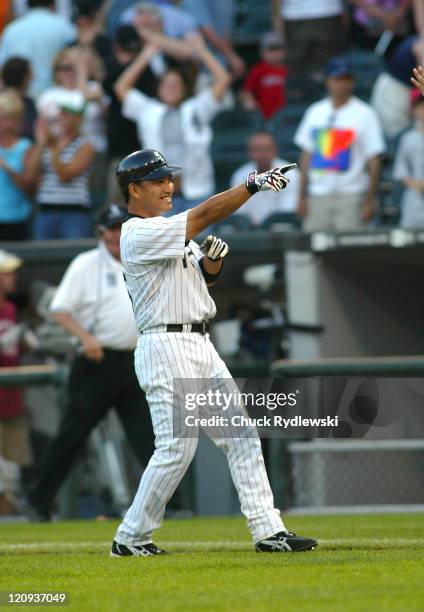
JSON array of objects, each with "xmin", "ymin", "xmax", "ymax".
[{"xmin": 55, "ymin": 65, "xmax": 74, "ymax": 72}]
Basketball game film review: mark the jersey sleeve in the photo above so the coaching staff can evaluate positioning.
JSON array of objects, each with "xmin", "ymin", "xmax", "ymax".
[
  {"xmin": 126, "ymin": 211, "xmax": 189, "ymax": 262},
  {"xmin": 49, "ymin": 255, "xmax": 88, "ymax": 315},
  {"xmin": 189, "ymin": 240, "xmax": 204, "ymax": 261}
]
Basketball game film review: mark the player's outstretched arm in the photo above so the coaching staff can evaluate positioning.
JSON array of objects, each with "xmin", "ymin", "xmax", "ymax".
[{"xmin": 186, "ymin": 164, "xmax": 296, "ymax": 240}]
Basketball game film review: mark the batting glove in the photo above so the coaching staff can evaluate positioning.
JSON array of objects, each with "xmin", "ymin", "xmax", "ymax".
[
  {"xmin": 200, "ymin": 235, "xmax": 229, "ymax": 260},
  {"xmin": 246, "ymin": 163, "xmax": 297, "ymax": 195}
]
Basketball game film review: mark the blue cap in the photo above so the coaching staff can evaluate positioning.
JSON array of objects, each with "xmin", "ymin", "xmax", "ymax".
[{"xmin": 325, "ymin": 57, "xmax": 353, "ymax": 78}]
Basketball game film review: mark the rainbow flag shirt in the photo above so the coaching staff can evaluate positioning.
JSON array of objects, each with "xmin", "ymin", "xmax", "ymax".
[{"xmin": 310, "ymin": 128, "xmax": 356, "ymax": 172}]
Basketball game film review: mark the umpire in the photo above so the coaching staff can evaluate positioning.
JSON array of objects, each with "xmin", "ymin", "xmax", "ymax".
[{"xmin": 27, "ymin": 205, "xmax": 155, "ymax": 520}]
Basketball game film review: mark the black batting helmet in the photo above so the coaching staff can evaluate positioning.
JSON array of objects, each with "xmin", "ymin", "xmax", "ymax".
[{"xmin": 116, "ymin": 149, "xmax": 181, "ymax": 202}]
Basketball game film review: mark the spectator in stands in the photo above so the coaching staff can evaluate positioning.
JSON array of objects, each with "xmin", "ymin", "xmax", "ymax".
[
  {"xmin": 26, "ymin": 206, "xmax": 155, "ymax": 521},
  {"xmin": 393, "ymin": 89, "xmax": 424, "ymax": 228},
  {"xmin": 272, "ymin": 0, "xmax": 347, "ymax": 79},
  {"xmin": 230, "ymin": 131, "xmax": 300, "ymax": 225},
  {"xmin": 119, "ymin": 1, "xmax": 198, "ymax": 40},
  {"xmin": 114, "ymin": 32, "xmax": 231, "ymax": 212},
  {"xmin": 129, "ymin": 4, "xmax": 196, "ymax": 83},
  {"xmin": 1, "ymin": 57, "xmax": 37, "ymax": 141},
  {"xmin": 104, "ymin": 0, "xmax": 140, "ymax": 33},
  {"xmin": 371, "ymin": 35, "xmax": 424, "ymax": 138},
  {"xmin": 37, "ymin": 48, "xmax": 107, "ymax": 170},
  {"xmin": 0, "ymin": 250, "xmax": 31, "ymax": 516},
  {"xmin": 106, "ymin": 3, "xmax": 196, "ymax": 89},
  {"xmin": 38, "ymin": 46, "xmax": 108, "ymax": 209},
  {"xmin": 0, "ymin": 91, "xmax": 34, "ymax": 241},
  {"xmin": 351, "ymin": 0, "xmax": 412, "ymax": 52},
  {"xmin": 0, "ymin": 0, "xmax": 76, "ymax": 98},
  {"xmin": 182, "ymin": 0, "xmax": 246, "ymax": 79},
  {"xmin": 294, "ymin": 57, "xmax": 385, "ymax": 231},
  {"xmin": 102, "ymin": 25, "xmax": 155, "ymax": 205},
  {"xmin": 70, "ymin": 0, "xmax": 112, "ymax": 83},
  {"xmin": 412, "ymin": 0, "xmax": 424, "ymax": 37},
  {"xmin": 30, "ymin": 95, "xmax": 95, "ymax": 239},
  {"xmin": 240, "ymin": 32, "xmax": 288, "ymax": 120}
]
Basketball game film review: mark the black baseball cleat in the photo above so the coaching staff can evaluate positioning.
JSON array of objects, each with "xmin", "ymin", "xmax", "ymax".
[
  {"xmin": 255, "ymin": 531, "xmax": 318, "ymax": 553},
  {"xmin": 110, "ymin": 540, "xmax": 167, "ymax": 557}
]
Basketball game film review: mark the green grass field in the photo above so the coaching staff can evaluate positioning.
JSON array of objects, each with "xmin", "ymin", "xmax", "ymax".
[{"xmin": 0, "ymin": 513, "xmax": 423, "ymax": 611}]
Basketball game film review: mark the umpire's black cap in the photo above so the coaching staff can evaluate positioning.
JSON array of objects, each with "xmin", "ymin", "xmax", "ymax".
[
  {"xmin": 116, "ymin": 149, "xmax": 182, "ymax": 202},
  {"xmin": 97, "ymin": 204, "xmax": 127, "ymax": 229}
]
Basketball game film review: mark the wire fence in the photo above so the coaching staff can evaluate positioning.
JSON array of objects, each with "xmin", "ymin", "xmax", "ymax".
[{"xmin": 289, "ymin": 440, "xmax": 424, "ymax": 508}]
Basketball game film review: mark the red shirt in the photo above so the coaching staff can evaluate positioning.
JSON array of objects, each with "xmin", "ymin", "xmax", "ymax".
[
  {"xmin": 243, "ymin": 61, "xmax": 288, "ymax": 119},
  {"xmin": 0, "ymin": 301, "xmax": 24, "ymax": 420}
]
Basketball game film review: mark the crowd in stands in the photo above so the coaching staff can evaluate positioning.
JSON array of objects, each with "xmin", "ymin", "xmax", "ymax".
[
  {"xmin": 3, "ymin": 0, "xmax": 424, "ymax": 518},
  {"xmin": 0, "ymin": 0, "xmax": 424, "ymax": 239}
]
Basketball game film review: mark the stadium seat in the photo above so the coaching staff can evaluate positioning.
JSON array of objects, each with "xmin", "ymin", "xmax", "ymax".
[
  {"xmin": 213, "ymin": 157, "xmax": 246, "ymax": 193},
  {"xmin": 265, "ymin": 103, "xmax": 308, "ymax": 131},
  {"xmin": 233, "ymin": 0, "xmax": 272, "ymax": 44},
  {"xmin": 273, "ymin": 125, "xmax": 300, "ymax": 163},
  {"xmin": 285, "ymin": 76, "xmax": 325, "ymax": 104},
  {"xmin": 212, "ymin": 213, "xmax": 253, "ymax": 233},
  {"xmin": 212, "ymin": 109, "xmax": 263, "ymax": 135},
  {"xmin": 211, "ymin": 110, "xmax": 264, "ymax": 191},
  {"xmin": 262, "ymin": 104, "xmax": 305, "ymax": 163},
  {"xmin": 347, "ymin": 50, "xmax": 384, "ymax": 102},
  {"xmin": 261, "ymin": 212, "xmax": 301, "ymax": 231}
]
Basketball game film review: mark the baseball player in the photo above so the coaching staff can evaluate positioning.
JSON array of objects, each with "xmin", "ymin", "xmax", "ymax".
[{"xmin": 110, "ymin": 149, "xmax": 317, "ymax": 556}]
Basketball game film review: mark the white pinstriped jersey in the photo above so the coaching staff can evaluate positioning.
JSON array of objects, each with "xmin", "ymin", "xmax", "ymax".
[{"xmin": 120, "ymin": 211, "xmax": 217, "ymax": 332}]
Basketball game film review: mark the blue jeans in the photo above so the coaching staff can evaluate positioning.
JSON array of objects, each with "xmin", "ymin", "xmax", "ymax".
[{"xmin": 34, "ymin": 209, "xmax": 92, "ymax": 240}]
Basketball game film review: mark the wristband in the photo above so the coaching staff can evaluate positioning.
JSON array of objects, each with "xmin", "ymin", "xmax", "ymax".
[
  {"xmin": 199, "ymin": 258, "xmax": 224, "ymax": 283},
  {"xmin": 246, "ymin": 171, "xmax": 259, "ymax": 195}
]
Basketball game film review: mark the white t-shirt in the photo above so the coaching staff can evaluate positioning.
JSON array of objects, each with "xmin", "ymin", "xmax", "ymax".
[
  {"xmin": 120, "ymin": 212, "xmax": 216, "ymax": 332},
  {"xmin": 280, "ymin": 0, "xmax": 343, "ymax": 20},
  {"xmin": 294, "ymin": 96, "xmax": 385, "ymax": 196},
  {"xmin": 230, "ymin": 158, "xmax": 300, "ymax": 224},
  {"xmin": 50, "ymin": 243, "xmax": 138, "ymax": 350}
]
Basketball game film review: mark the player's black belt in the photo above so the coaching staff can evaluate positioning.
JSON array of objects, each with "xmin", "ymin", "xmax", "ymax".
[
  {"xmin": 166, "ymin": 322, "xmax": 210, "ymax": 335},
  {"xmin": 139, "ymin": 322, "xmax": 210, "ymax": 335}
]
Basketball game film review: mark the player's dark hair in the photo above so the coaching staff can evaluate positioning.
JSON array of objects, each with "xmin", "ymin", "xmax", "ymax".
[{"xmin": 1, "ymin": 57, "xmax": 31, "ymax": 89}]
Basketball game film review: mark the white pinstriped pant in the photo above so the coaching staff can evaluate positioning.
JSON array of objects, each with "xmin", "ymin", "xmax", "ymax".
[{"xmin": 115, "ymin": 332, "xmax": 285, "ymax": 545}]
